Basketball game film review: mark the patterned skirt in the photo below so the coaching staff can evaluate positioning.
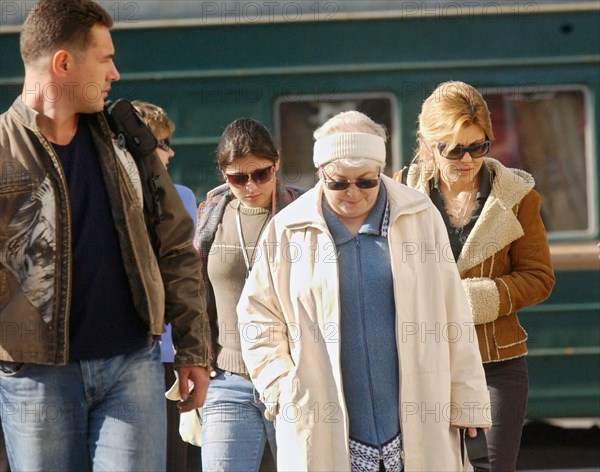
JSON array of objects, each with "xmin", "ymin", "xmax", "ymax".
[{"xmin": 349, "ymin": 433, "xmax": 403, "ymax": 472}]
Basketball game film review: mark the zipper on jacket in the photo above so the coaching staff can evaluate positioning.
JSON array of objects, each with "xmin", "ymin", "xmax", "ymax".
[
  {"xmin": 387, "ymin": 226, "xmax": 406, "ymax": 466},
  {"xmin": 355, "ymin": 237, "xmax": 384, "ymax": 459},
  {"xmin": 34, "ymin": 130, "xmax": 72, "ymax": 363},
  {"xmin": 99, "ymin": 113, "xmax": 154, "ymax": 328},
  {"xmin": 324, "ymin": 230, "xmax": 351, "ymax": 469}
]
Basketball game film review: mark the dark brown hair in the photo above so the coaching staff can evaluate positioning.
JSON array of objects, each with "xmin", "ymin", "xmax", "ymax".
[
  {"xmin": 20, "ymin": 0, "xmax": 113, "ymax": 65},
  {"xmin": 216, "ymin": 118, "xmax": 279, "ymax": 171}
]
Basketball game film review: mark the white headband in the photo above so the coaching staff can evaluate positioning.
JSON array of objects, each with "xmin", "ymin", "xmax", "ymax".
[{"xmin": 313, "ymin": 132, "xmax": 386, "ymax": 168}]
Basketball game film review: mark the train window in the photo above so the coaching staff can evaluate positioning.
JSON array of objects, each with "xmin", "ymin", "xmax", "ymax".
[
  {"xmin": 275, "ymin": 94, "xmax": 397, "ymax": 189},
  {"xmin": 482, "ymin": 86, "xmax": 593, "ymax": 239}
]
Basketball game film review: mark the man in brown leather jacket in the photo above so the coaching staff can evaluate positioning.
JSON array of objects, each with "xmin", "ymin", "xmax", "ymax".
[{"xmin": 0, "ymin": 1, "xmax": 210, "ymax": 470}]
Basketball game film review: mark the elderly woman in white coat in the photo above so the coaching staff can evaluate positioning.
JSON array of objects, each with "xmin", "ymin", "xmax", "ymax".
[{"xmin": 237, "ymin": 111, "xmax": 491, "ymax": 472}]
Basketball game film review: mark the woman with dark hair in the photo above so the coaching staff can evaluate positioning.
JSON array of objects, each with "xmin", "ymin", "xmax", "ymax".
[{"xmin": 194, "ymin": 118, "xmax": 302, "ymax": 471}]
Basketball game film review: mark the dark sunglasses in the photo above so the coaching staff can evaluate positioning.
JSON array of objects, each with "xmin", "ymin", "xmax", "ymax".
[
  {"xmin": 224, "ymin": 165, "xmax": 275, "ymax": 187},
  {"xmin": 437, "ymin": 140, "xmax": 490, "ymax": 160},
  {"xmin": 322, "ymin": 168, "xmax": 380, "ymax": 191},
  {"xmin": 157, "ymin": 138, "xmax": 171, "ymax": 152}
]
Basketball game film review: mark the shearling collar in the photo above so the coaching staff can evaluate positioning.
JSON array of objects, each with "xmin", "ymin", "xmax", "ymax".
[
  {"xmin": 483, "ymin": 158, "xmax": 535, "ymax": 209},
  {"xmin": 406, "ymin": 158, "xmax": 535, "ymax": 274},
  {"xmin": 457, "ymin": 158, "xmax": 534, "ymax": 273}
]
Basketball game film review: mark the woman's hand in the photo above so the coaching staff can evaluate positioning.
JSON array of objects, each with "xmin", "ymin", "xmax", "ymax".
[{"xmin": 467, "ymin": 427, "xmax": 490, "ymax": 437}]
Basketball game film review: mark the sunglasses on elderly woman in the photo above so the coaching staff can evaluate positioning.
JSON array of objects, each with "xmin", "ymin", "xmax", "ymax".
[
  {"xmin": 437, "ymin": 140, "xmax": 490, "ymax": 160},
  {"xmin": 224, "ymin": 165, "xmax": 275, "ymax": 187},
  {"xmin": 157, "ymin": 138, "xmax": 171, "ymax": 152},
  {"xmin": 321, "ymin": 168, "xmax": 380, "ymax": 191}
]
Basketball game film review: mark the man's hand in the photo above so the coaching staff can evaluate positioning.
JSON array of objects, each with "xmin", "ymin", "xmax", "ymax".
[{"xmin": 176, "ymin": 365, "xmax": 210, "ymax": 413}]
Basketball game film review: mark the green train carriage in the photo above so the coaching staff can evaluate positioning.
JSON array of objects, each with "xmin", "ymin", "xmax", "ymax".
[{"xmin": 1, "ymin": 0, "xmax": 598, "ymax": 419}]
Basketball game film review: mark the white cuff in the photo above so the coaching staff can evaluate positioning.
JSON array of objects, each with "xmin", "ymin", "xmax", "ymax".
[{"xmin": 462, "ymin": 277, "xmax": 500, "ymax": 325}]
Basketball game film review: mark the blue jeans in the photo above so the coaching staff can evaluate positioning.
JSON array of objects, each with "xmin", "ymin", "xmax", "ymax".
[
  {"xmin": 0, "ymin": 342, "xmax": 166, "ymax": 471},
  {"xmin": 202, "ymin": 370, "xmax": 277, "ymax": 472}
]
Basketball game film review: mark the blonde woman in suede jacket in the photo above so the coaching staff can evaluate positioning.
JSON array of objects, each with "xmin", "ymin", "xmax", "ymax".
[{"xmin": 395, "ymin": 81, "xmax": 555, "ymax": 472}]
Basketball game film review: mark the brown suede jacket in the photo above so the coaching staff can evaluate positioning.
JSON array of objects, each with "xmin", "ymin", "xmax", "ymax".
[
  {"xmin": 397, "ymin": 158, "xmax": 555, "ymax": 362},
  {"xmin": 0, "ymin": 98, "xmax": 210, "ymax": 368}
]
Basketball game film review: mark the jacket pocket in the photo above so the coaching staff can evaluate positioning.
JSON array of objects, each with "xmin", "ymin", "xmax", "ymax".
[
  {"xmin": 495, "ymin": 324, "xmax": 528, "ymax": 349},
  {"xmin": 274, "ymin": 371, "xmax": 301, "ymax": 425}
]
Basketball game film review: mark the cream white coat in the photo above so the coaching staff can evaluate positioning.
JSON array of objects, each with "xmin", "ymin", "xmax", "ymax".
[{"xmin": 238, "ymin": 176, "xmax": 491, "ymax": 471}]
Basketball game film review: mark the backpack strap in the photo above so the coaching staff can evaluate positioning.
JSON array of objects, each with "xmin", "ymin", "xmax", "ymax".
[
  {"xmin": 103, "ymin": 99, "xmax": 163, "ymax": 255},
  {"xmin": 393, "ymin": 166, "xmax": 409, "ymax": 185},
  {"xmin": 401, "ymin": 165, "xmax": 409, "ymax": 185}
]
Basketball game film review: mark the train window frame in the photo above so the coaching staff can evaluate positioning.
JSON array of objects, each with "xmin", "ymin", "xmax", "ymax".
[
  {"xmin": 480, "ymin": 84, "xmax": 597, "ymax": 241},
  {"xmin": 274, "ymin": 92, "xmax": 400, "ymax": 189}
]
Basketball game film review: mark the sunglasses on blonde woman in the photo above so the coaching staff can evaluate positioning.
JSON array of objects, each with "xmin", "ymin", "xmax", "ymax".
[
  {"xmin": 321, "ymin": 168, "xmax": 380, "ymax": 191},
  {"xmin": 224, "ymin": 165, "xmax": 275, "ymax": 187},
  {"xmin": 437, "ymin": 141, "xmax": 490, "ymax": 160}
]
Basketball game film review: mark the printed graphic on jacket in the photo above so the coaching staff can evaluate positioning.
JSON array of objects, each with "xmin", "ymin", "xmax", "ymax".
[{"xmin": 1, "ymin": 177, "xmax": 56, "ymax": 323}]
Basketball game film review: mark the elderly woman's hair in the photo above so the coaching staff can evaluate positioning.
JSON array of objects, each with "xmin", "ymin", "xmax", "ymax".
[
  {"xmin": 314, "ymin": 111, "xmax": 387, "ymax": 169},
  {"xmin": 216, "ymin": 118, "xmax": 279, "ymax": 171},
  {"xmin": 132, "ymin": 100, "xmax": 175, "ymax": 138},
  {"xmin": 414, "ymin": 81, "xmax": 494, "ymax": 164}
]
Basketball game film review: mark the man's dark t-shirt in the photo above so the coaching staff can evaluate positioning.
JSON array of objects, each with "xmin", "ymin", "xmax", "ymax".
[{"xmin": 52, "ymin": 116, "xmax": 148, "ymax": 360}]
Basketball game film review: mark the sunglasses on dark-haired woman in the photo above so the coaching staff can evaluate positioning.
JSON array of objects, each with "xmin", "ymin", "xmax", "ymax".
[{"xmin": 223, "ymin": 165, "xmax": 275, "ymax": 187}]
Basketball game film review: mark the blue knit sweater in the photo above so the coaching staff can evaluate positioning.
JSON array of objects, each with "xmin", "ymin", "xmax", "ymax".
[{"xmin": 322, "ymin": 185, "xmax": 401, "ymax": 449}]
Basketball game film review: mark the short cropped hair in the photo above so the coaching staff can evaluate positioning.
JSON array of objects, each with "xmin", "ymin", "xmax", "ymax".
[{"xmin": 20, "ymin": 0, "xmax": 113, "ymax": 65}]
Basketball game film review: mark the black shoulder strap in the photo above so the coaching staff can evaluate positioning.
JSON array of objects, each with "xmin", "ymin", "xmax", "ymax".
[
  {"xmin": 103, "ymin": 99, "xmax": 163, "ymax": 255},
  {"xmin": 400, "ymin": 165, "xmax": 409, "ymax": 185},
  {"xmin": 104, "ymin": 99, "xmax": 158, "ymax": 160}
]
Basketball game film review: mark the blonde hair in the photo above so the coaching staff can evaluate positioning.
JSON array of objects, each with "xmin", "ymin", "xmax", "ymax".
[
  {"xmin": 132, "ymin": 100, "xmax": 175, "ymax": 138},
  {"xmin": 313, "ymin": 111, "xmax": 387, "ymax": 169},
  {"xmin": 414, "ymin": 81, "xmax": 493, "ymax": 177}
]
